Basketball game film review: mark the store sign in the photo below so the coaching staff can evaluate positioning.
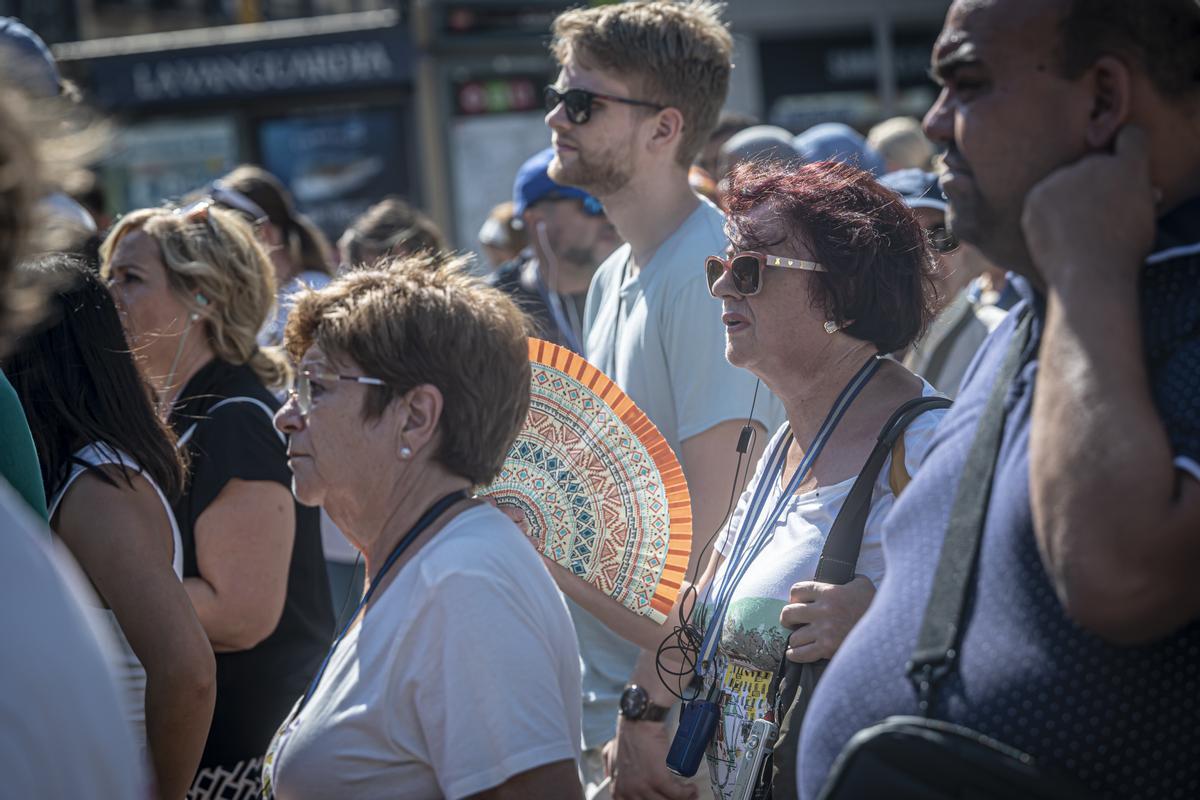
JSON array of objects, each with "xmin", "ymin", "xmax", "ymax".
[
  {"xmin": 131, "ymin": 43, "xmax": 395, "ymax": 102},
  {"xmin": 454, "ymin": 77, "xmax": 540, "ymax": 115},
  {"xmin": 85, "ymin": 27, "xmax": 412, "ymax": 109},
  {"xmin": 760, "ymin": 30, "xmax": 939, "ymax": 98}
]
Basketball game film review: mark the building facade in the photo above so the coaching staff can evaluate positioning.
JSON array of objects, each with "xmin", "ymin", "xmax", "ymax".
[{"xmin": 49, "ymin": 0, "xmax": 952, "ymax": 260}]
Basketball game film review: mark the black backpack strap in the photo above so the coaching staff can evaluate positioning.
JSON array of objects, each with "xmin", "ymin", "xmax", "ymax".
[
  {"xmin": 906, "ymin": 310, "xmax": 1033, "ymax": 715},
  {"xmin": 814, "ymin": 395, "xmax": 954, "ymax": 585},
  {"xmin": 764, "ymin": 392, "xmax": 952, "ymax": 800},
  {"xmin": 769, "ymin": 392, "xmax": 953, "ymax": 711}
]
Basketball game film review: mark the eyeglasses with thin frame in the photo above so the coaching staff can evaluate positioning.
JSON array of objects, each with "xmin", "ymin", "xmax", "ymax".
[
  {"xmin": 288, "ymin": 368, "xmax": 386, "ymax": 415},
  {"xmin": 705, "ymin": 251, "xmax": 826, "ymax": 297},
  {"xmin": 544, "ymin": 85, "xmax": 665, "ymax": 125},
  {"xmin": 926, "ymin": 224, "xmax": 960, "ymax": 254}
]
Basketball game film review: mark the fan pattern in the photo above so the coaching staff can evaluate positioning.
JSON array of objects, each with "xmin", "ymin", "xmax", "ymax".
[{"xmin": 483, "ymin": 339, "xmax": 692, "ymax": 623}]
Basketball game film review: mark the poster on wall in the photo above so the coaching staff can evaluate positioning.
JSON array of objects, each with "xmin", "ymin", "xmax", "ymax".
[
  {"xmin": 103, "ymin": 117, "xmax": 239, "ymax": 215},
  {"xmin": 258, "ymin": 109, "xmax": 407, "ymax": 245},
  {"xmin": 450, "ymin": 111, "xmax": 552, "ymax": 273}
]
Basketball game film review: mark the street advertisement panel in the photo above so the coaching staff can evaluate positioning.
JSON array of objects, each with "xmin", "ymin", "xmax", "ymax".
[
  {"xmin": 258, "ymin": 109, "xmax": 407, "ymax": 242},
  {"xmin": 103, "ymin": 117, "xmax": 239, "ymax": 214}
]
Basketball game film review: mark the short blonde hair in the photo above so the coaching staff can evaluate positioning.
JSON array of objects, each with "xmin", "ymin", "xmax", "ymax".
[
  {"xmin": 99, "ymin": 205, "xmax": 289, "ymax": 389},
  {"xmin": 284, "ymin": 252, "xmax": 532, "ymax": 486},
  {"xmin": 551, "ymin": 1, "xmax": 733, "ymax": 168},
  {"xmin": 867, "ymin": 117, "xmax": 934, "ymax": 172}
]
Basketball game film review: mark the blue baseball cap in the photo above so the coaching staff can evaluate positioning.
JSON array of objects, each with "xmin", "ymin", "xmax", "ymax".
[
  {"xmin": 513, "ymin": 148, "xmax": 603, "ymax": 218},
  {"xmin": 879, "ymin": 168, "xmax": 949, "ymax": 213},
  {"xmin": 0, "ymin": 18, "xmax": 61, "ymax": 98}
]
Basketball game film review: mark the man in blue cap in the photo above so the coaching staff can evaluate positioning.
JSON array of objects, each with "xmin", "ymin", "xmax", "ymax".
[{"xmin": 490, "ymin": 147, "xmax": 620, "ymax": 353}]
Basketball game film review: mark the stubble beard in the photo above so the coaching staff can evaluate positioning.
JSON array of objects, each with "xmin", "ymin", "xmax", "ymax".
[
  {"xmin": 550, "ymin": 145, "xmax": 634, "ymax": 199},
  {"xmin": 947, "ymin": 201, "xmax": 1037, "ymax": 279}
]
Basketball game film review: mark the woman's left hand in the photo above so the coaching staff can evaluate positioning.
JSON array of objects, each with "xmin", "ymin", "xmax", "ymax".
[{"xmin": 779, "ymin": 575, "xmax": 876, "ymax": 663}]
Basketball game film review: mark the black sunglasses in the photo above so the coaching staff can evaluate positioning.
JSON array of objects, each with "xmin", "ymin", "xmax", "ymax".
[
  {"xmin": 927, "ymin": 224, "xmax": 960, "ymax": 254},
  {"xmin": 543, "ymin": 85, "xmax": 665, "ymax": 125}
]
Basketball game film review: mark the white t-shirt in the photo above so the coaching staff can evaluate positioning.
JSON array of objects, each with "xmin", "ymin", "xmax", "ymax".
[
  {"xmin": 701, "ymin": 384, "xmax": 946, "ymax": 798},
  {"xmin": 0, "ymin": 478, "xmax": 145, "ymax": 798},
  {"xmin": 265, "ymin": 504, "xmax": 582, "ymax": 799},
  {"xmin": 47, "ymin": 443, "xmax": 184, "ymax": 748},
  {"xmin": 575, "ymin": 196, "xmax": 786, "ymax": 747}
]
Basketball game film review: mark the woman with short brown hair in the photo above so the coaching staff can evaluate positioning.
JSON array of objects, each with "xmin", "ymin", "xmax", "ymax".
[{"xmin": 264, "ymin": 253, "xmax": 583, "ymax": 799}]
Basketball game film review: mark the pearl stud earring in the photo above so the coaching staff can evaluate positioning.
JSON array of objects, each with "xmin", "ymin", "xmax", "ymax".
[{"xmin": 399, "ymin": 446, "xmax": 413, "ymax": 459}]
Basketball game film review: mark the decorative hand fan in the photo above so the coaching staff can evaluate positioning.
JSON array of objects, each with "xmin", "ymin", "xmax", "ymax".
[{"xmin": 482, "ymin": 339, "xmax": 692, "ymax": 624}]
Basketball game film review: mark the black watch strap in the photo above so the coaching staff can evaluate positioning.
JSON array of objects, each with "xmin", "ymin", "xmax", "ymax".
[
  {"xmin": 638, "ymin": 702, "xmax": 671, "ymax": 722},
  {"xmin": 619, "ymin": 684, "xmax": 672, "ymax": 721}
]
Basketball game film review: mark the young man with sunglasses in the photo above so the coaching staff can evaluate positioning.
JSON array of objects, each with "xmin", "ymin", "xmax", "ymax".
[
  {"xmin": 490, "ymin": 147, "xmax": 620, "ymax": 354},
  {"xmin": 545, "ymin": 3, "xmax": 784, "ymax": 799},
  {"xmin": 880, "ymin": 168, "xmax": 1015, "ymax": 397}
]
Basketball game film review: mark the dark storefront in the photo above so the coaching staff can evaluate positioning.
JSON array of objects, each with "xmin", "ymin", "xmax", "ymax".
[
  {"xmin": 56, "ymin": 10, "xmax": 416, "ymax": 241},
  {"xmin": 759, "ymin": 27, "xmax": 941, "ymax": 132}
]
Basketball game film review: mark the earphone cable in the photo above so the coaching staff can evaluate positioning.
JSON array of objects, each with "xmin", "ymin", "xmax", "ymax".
[{"xmin": 654, "ymin": 382, "xmax": 762, "ymax": 701}]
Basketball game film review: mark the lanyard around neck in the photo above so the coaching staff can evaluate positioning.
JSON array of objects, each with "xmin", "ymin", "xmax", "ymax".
[
  {"xmin": 533, "ymin": 264, "xmax": 585, "ymax": 355},
  {"xmin": 296, "ymin": 488, "xmax": 468, "ymax": 713},
  {"xmin": 696, "ymin": 354, "xmax": 882, "ymax": 674}
]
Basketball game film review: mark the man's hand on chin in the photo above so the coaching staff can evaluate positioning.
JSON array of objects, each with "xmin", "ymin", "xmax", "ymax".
[{"xmin": 1021, "ymin": 125, "xmax": 1158, "ymax": 288}]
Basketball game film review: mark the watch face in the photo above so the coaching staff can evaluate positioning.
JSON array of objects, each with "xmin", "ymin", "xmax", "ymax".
[{"xmin": 620, "ymin": 686, "xmax": 648, "ymax": 719}]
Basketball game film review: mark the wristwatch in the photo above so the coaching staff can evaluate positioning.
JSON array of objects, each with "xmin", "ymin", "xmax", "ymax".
[{"xmin": 619, "ymin": 684, "xmax": 672, "ymax": 722}]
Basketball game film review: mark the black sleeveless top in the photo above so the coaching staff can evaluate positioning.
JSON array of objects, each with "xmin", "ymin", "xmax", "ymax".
[{"xmin": 170, "ymin": 358, "xmax": 333, "ymax": 772}]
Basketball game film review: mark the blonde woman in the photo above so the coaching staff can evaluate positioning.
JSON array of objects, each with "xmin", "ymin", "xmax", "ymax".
[{"xmin": 101, "ymin": 202, "xmax": 334, "ymax": 799}]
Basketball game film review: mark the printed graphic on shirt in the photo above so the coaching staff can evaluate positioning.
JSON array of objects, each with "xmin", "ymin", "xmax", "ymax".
[{"xmin": 702, "ymin": 595, "xmax": 788, "ymax": 799}]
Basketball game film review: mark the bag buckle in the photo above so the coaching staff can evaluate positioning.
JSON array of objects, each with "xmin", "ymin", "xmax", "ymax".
[{"xmin": 905, "ymin": 648, "xmax": 957, "ymax": 716}]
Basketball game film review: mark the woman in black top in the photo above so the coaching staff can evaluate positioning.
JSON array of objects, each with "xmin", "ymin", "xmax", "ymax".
[{"xmin": 101, "ymin": 200, "xmax": 333, "ymax": 799}]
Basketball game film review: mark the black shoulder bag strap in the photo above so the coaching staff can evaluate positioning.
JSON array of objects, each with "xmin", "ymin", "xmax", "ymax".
[
  {"xmin": 765, "ymin": 393, "xmax": 953, "ymax": 800},
  {"xmin": 906, "ymin": 309, "xmax": 1033, "ymax": 712}
]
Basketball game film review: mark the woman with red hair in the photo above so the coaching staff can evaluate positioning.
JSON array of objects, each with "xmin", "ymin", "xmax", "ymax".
[{"xmin": 560, "ymin": 160, "xmax": 946, "ymax": 799}]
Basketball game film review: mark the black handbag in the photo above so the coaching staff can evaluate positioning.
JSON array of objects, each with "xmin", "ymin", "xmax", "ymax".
[
  {"xmin": 816, "ymin": 311, "xmax": 1089, "ymax": 800},
  {"xmin": 764, "ymin": 393, "xmax": 953, "ymax": 800}
]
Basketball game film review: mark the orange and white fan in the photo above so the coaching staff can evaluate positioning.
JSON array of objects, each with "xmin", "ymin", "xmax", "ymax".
[{"xmin": 481, "ymin": 339, "xmax": 692, "ymax": 624}]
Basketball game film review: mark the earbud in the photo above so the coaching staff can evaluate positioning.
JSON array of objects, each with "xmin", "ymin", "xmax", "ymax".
[{"xmin": 190, "ymin": 293, "xmax": 209, "ymax": 322}]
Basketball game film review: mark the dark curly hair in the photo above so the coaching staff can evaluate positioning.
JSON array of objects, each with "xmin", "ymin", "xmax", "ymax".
[
  {"xmin": 1058, "ymin": 0, "xmax": 1200, "ymax": 98},
  {"xmin": 722, "ymin": 159, "xmax": 937, "ymax": 354}
]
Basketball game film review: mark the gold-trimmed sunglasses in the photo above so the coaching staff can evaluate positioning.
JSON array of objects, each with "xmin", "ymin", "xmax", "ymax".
[{"xmin": 705, "ymin": 251, "xmax": 826, "ymax": 297}]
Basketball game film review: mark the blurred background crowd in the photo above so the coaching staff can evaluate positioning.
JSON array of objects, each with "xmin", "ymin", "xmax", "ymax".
[{"xmin": 8, "ymin": 0, "xmax": 951, "ymax": 270}]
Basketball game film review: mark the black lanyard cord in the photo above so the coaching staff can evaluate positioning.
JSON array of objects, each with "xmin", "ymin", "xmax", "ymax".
[{"xmin": 297, "ymin": 488, "xmax": 469, "ymax": 714}]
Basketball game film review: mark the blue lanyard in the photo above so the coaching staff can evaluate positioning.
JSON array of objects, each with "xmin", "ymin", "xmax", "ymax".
[
  {"xmin": 296, "ymin": 489, "xmax": 468, "ymax": 713},
  {"xmin": 695, "ymin": 355, "xmax": 882, "ymax": 675},
  {"xmin": 534, "ymin": 263, "xmax": 585, "ymax": 355}
]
